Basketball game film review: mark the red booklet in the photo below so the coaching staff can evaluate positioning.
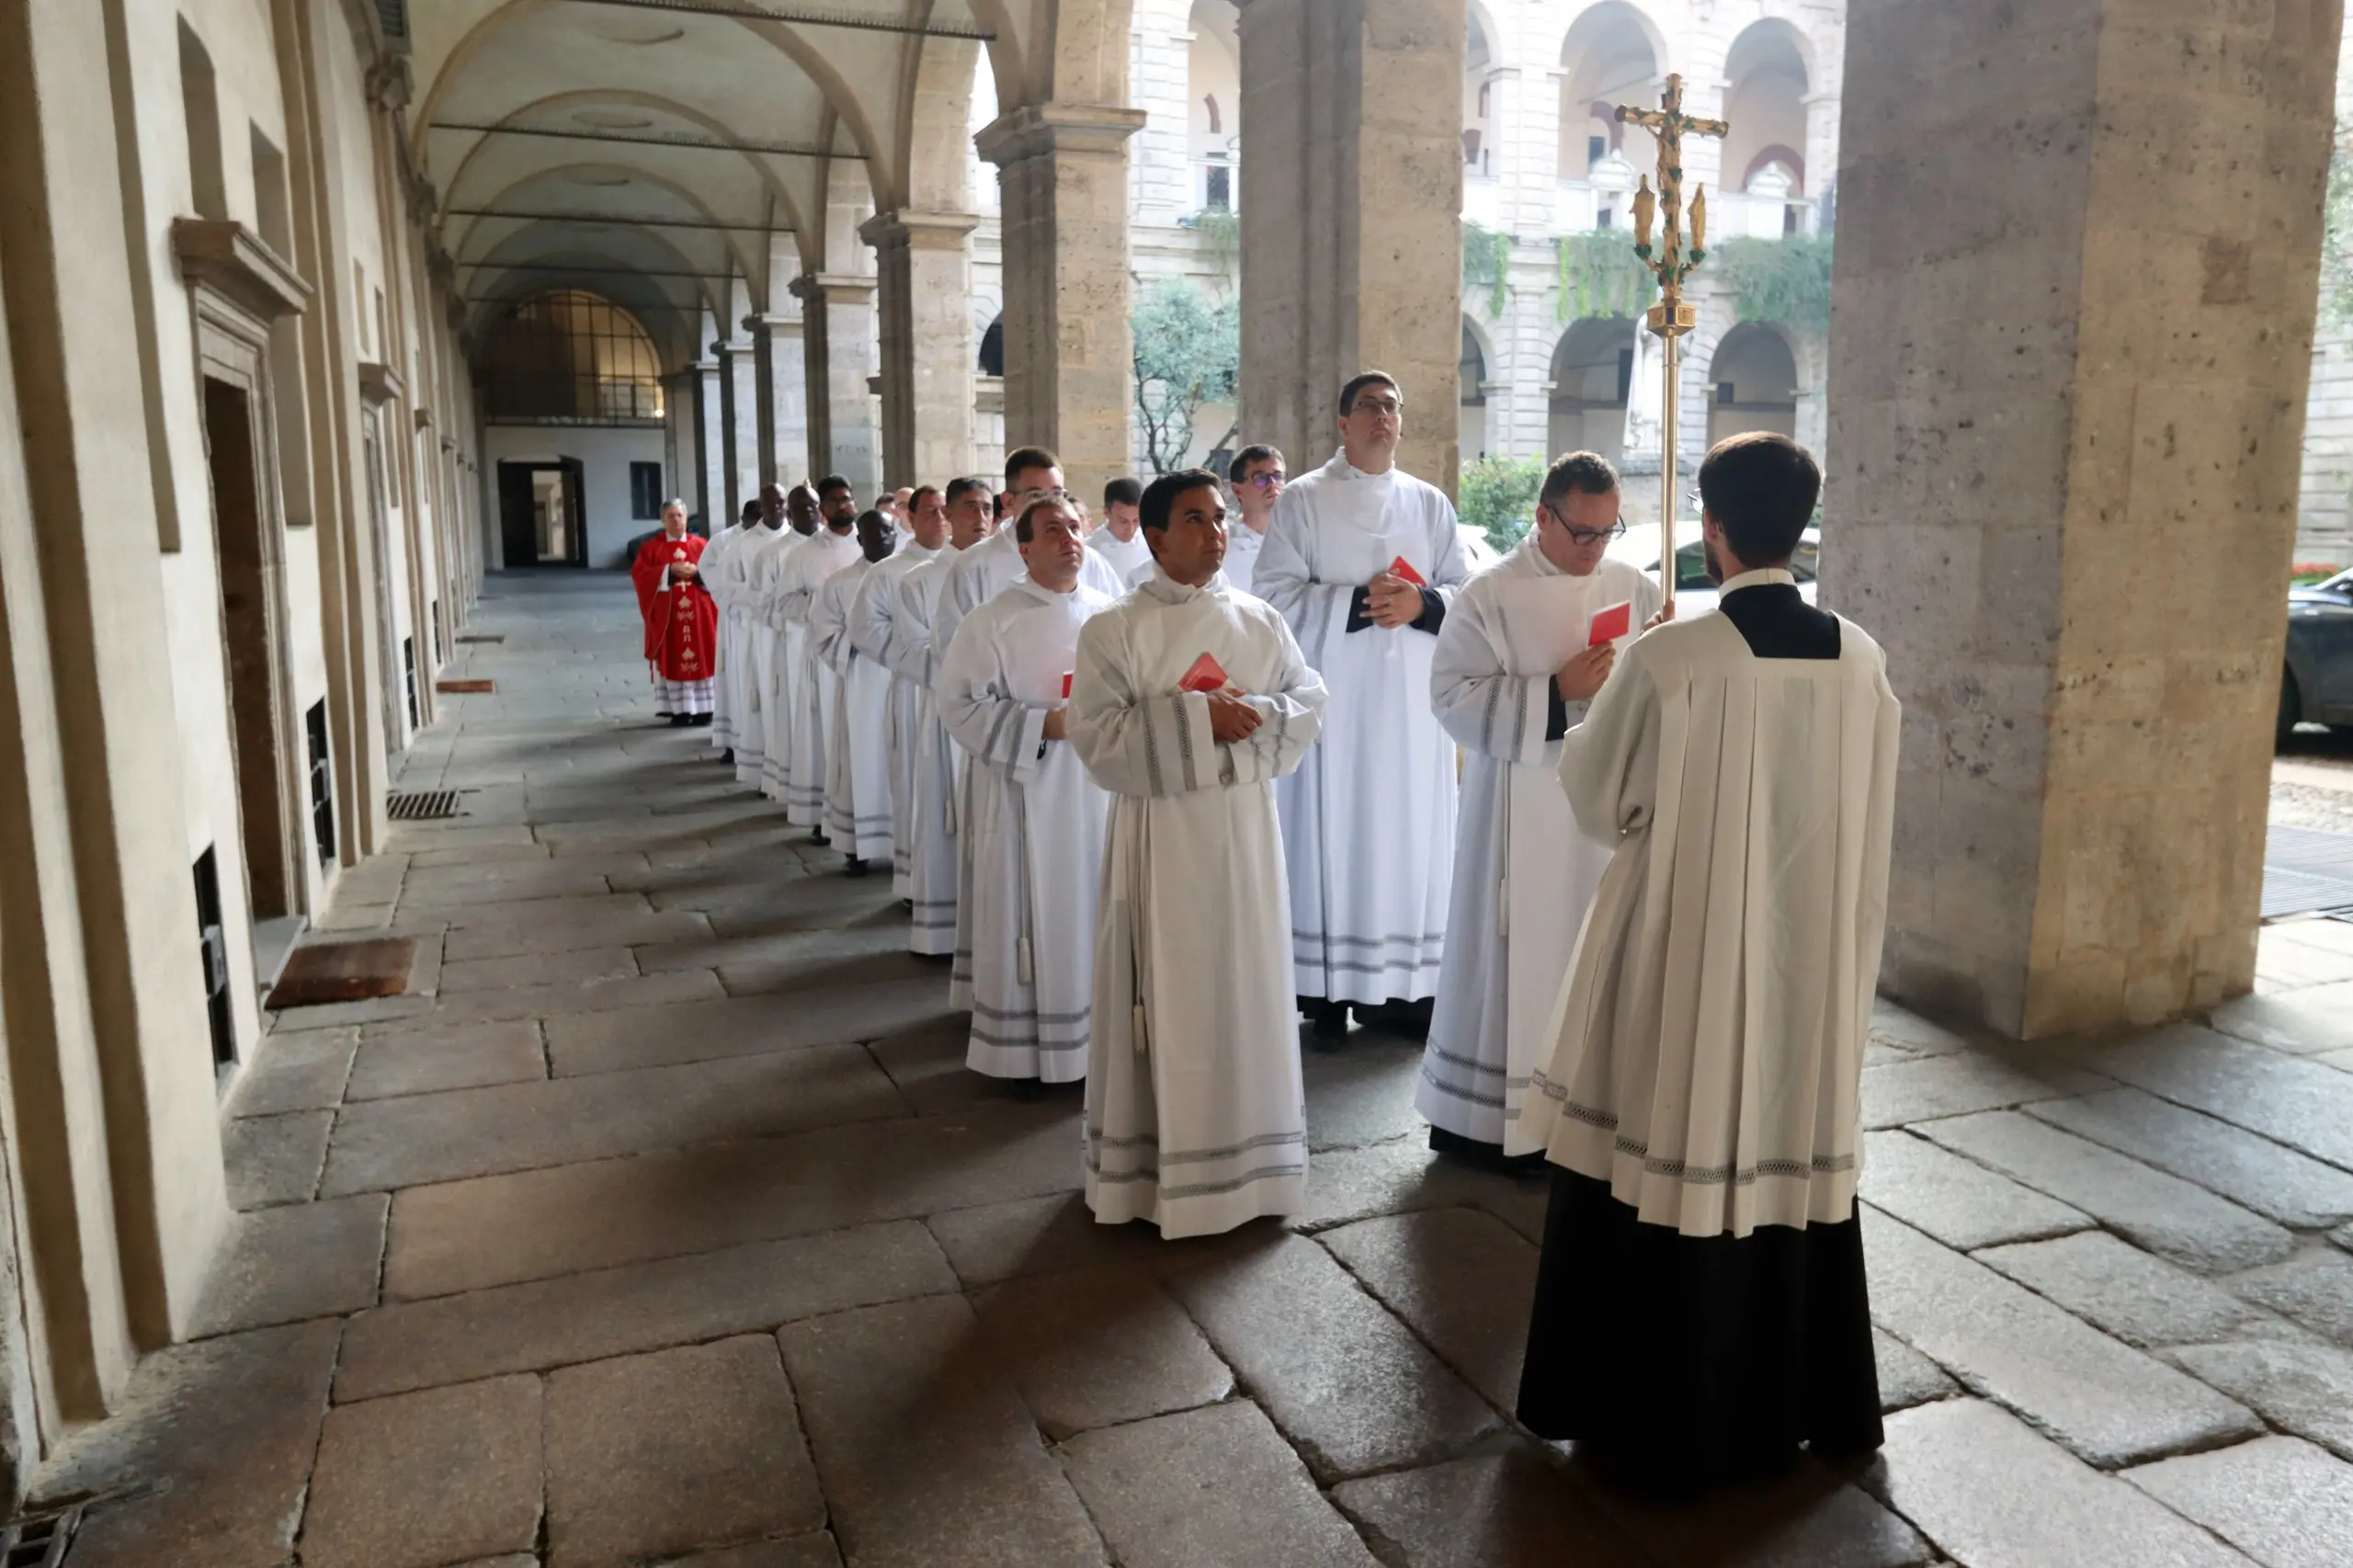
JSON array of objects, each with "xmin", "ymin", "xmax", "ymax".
[
  {"xmin": 1177, "ymin": 653, "xmax": 1229, "ymax": 693},
  {"xmin": 1587, "ymin": 600, "xmax": 1632, "ymax": 647},
  {"xmin": 1387, "ymin": 555, "xmax": 1428, "ymax": 587},
  {"xmin": 1061, "ymin": 672, "xmax": 1074, "ymax": 699}
]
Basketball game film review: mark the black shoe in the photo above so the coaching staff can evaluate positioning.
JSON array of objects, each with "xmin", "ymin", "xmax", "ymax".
[
  {"xmin": 722, "ymin": 748, "xmax": 735, "ymax": 766},
  {"xmin": 899, "ymin": 898, "xmax": 915, "ymax": 912},
  {"xmin": 1303, "ymin": 998, "xmax": 1348, "ymax": 1049},
  {"xmin": 690, "ymin": 712, "xmax": 713, "ymax": 727},
  {"xmin": 843, "ymin": 857, "xmax": 869, "ymax": 878},
  {"xmin": 655, "ymin": 710, "xmax": 673, "ymax": 720},
  {"xmin": 668, "ymin": 713, "xmax": 691, "ymax": 727},
  {"xmin": 1008, "ymin": 1077, "xmax": 1044, "ymax": 1102},
  {"xmin": 809, "ymin": 829, "xmax": 830, "ymax": 846},
  {"xmin": 1381, "ymin": 997, "xmax": 1434, "ymax": 1041}
]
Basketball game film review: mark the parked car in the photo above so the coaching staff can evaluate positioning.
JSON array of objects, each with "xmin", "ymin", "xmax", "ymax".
[
  {"xmin": 2281, "ymin": 568, "xmax": 2353, "ymax": 746},
  {"xmin": 1605, "ymin": 523, "xmax": 1821, "ymax": 614}
]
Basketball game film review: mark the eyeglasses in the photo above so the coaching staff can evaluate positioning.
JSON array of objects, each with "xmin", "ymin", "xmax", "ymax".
[
  {"xmin": 1349, "ymin": 398, "xmax": 1403, "ymax": 417},
  {"xmin": 1245, "ymin": 472, "xmax": 1288, "ymax": 490},
  {"xmin": 1540, "ymin": 506, "xmax": 1628, "ymax": 548}
]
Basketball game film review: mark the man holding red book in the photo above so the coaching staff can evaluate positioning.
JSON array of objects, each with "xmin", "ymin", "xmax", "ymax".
[
  {"xmin": 1253, "ymin": 371, "xmax": 1471, "ymax": 1042},
  {"xmin": 1068, "ymin": 470, "xmax": 1327, "ymax": 1237},
  {"xmin": 629, "ymin": 500, "xmax": 720, "ymax": 727}
]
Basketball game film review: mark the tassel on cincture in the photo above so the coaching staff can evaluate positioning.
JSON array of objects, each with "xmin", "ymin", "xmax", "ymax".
[
  {"xmin": 1132, "ymin": 1001, "xmax": 1150, "ymax": 1056},
  {"xmin": 1017, "ymin": 937, "xmax": 1034, "ymax": 986}
]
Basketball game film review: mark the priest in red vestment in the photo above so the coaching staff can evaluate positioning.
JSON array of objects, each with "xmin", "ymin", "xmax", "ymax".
[{"xmin": 630, "ymin": 500, "xmax": 721, "ymax": 726}]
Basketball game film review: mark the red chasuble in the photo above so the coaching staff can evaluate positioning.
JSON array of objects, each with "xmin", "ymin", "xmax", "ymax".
[{"xmin": 629, "ymin": 531, "xmax": 720, "ymax": 682}]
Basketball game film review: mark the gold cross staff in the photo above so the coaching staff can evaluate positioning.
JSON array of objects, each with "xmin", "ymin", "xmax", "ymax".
[{"xmin": 1617, "ymin": 74, "xmax": 1726, "ymax": 605}]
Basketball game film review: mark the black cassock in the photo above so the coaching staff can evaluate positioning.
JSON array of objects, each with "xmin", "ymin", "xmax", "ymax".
[{"xmin": 1513, "ymin": 581, "xmax": 1882, "ymax": 1492}]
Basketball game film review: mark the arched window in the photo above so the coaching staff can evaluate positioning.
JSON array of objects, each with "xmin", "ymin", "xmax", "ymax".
[
  {"xmin": 483, "ymin": 290, "xmax": 664, "ymax": 421},
  {"xmin": 978, "ymin": 316, "xmax": 1006, "ymax": 378},
  {"xmin": 1204, "ymin": 94, "xmax": 1222, "ymax": 135}
]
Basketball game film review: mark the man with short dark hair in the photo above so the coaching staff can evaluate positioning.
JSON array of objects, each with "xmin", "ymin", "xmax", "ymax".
[
  {"xmin": 854, "ymin": 483, "xmax": 949, "ymax": 895},
  {"xmin": 887, "ymin": 476, "xmax": 998, "ymax": 953},
  {"xmin": 1420, "ymin": 451, "xmax": 1661, "ymax": 1167},
  {"xmin": 938, "ymin": 494, "xmax": 1116, "ymax": 1086},
  {"xmin": 1095, "ymin": 475, "xmax": 1152, "ymax": 583},
  {"xmin": 1223, "ymin": 444, "xmax": 1286, "ymax": 593},
  {"xmin": 729, "ymin": 484, "xmax": 801, "ymax": 788},
  {"xmin": 1068, "ymin": 469, "xmax": 1327, "ymax": 1235},
  {"xmin": 769, "ymin": 475, "xmax": 863, "ymax": 827},
  {"xmin": 699, "ymin": 497, "xmax": 764, "ymax": 756},
  {"xmin": 1256, "ymin": 371, "xmax": 1470, "ymax": 1043},
  {"xmin": 1515, "ymin": 431, "xmax": 1898, "ymax": 1490},
  {"xmin": 934, "ymin": 447, "xmax": 1133, "ymax": 677},
  {"xmin": 815, "ymin": 510, "xmax": 901, "ymax": 875}
]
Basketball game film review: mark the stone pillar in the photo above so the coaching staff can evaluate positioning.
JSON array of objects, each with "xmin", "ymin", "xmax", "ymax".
[
  {"xmin": 1237, "ymin": 0, "xmax": 1466, "ymax": 494},
  {"xmin": 975, "ymin": 104, "xmax": 1147, "ymax": 504},
  {"xmin": 750, "ymin": 311, "xmax": 809, "ymax": 486},
  {"xmin": 745, "ymin": 315, "xmax": 779, "ymax": 489},
  {"xmin": 866, "ymin": 210, "xmax": 981, "ymax": 487},
  {"xmin": 696, "ymin": 357, "xmax": 724, "ymax": 525},
  {"xmin": 712, "ymin": 339, "xmax": 744, "ymax": 526},
  {"xmin": 1825, "ymin": 0, "xmax": 2340, "ymax": 1037},
  {"xmin": 793, "ymin": 274, "xmax": 881, "ymax": 495},
  {"xmin": 729, "ymin": 335, "xmax": 761, "ymax": 508}
]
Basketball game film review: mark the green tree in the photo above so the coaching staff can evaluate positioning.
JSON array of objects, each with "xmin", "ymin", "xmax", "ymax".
[
  {"xmin": 1131, "ymin": 280, "xmax": 1240, "ymax": 474},
  {"xmin": 1458, "ymin": 455, "xmax": 1547, "ymax": 555}
]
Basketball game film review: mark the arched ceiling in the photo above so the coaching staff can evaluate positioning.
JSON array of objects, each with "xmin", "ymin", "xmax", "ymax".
[{"xmin": 406, "ymin": 0, "xmax": 1001, "ymax": 363}]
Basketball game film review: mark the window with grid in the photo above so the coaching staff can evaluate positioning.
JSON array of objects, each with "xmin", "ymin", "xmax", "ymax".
[
  {"xmin": 631, "ymin": 461, "xmax": 664, "ymax": 519},
  {"xmin": 483, "ymin": 290, "xmax": 665, "ymax": 422}
]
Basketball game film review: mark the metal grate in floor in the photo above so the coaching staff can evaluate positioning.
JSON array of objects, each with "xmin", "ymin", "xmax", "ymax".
[
  {"xmin": 2, "ymin": 1502, "xmax": 85, "ymax": 1566},
  {"xmin": 455, "ymin": 633, "xmax": 506, "ymax": 644},
  {"xmin": 385, "ymin": 790, "xmax": 460, "ymax": 821},
  {"xmin": 2262, "ymin": 824, "xmax": 2353, "ymax": 919}
]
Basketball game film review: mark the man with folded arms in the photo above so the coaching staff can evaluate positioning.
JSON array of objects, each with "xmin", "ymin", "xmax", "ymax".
[
  {"xmin": 937, "ymin": 495, "xmax": 1115, "ymax": 1088},
  {"xmin": 770, "ymin": 476, "xmax": 862, "ymax": 829},
  {"xmin": 1420, "ymin": 451, "xmax": 1660, "ymax": 1167},
  {"xmin": 815, "ymin": 509, "xmax": 900, "ymax": 876},
  {"xmin": 1068, "ymin": 470, "xmax": 1327, "ymax": 1237}
]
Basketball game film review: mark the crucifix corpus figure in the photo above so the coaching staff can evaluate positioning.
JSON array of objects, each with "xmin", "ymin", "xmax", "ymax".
[{"xmin": 1617, "ymin": 73, "xmax": 1726, "ymax": 605}]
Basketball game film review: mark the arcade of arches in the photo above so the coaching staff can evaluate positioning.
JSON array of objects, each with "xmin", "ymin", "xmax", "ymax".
[{"xmin": 0, "ymin": 0, "xmax": 2348, "ymax": 1559}]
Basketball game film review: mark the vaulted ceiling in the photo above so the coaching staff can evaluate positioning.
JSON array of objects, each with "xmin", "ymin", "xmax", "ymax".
[{"xmin": 404, "ymin": 0, "xmax": 1060, "ymax": 366}]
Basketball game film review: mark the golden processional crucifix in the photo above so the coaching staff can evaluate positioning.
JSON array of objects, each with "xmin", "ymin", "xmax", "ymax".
[{"xmin": 1618, "ymin": 74, "xmax": 1726, "ymax": 605}]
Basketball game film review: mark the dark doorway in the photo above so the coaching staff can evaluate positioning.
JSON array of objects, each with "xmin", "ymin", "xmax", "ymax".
[
  {"xmin": 202, "ymin": 376, "xmax": 293, "ymax": 921},
  {"xmin": 496, "ymin": 458, "xmax": 588, "ymax": 566}
]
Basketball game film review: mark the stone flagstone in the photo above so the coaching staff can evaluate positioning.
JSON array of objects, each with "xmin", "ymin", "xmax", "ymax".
[
  {"xmin": 1860, "ymin": 1210, "xmax": 2260, "ymax": 1466},
  {"xmin": 1975, "ymin": 1231, "xmax": 2298, "ymax": 1351},
  {"xmin": 1857, "ymin": 1129, "xmax": 2093, "ymax": 1250},
  {"xmin": 2167, "ymin": 1339, "xmax": 2353, "ymax": 1461},
  {"xmin": 973, "ymin": 1263, "xmax": 1232, "ymax": 1438},
  {"xmin": 300, "ymin": 1376, "xmax": 544, "ymax": 1568},
  {"xmin": 2026, "ymin": 1085, "xmax": 2353, "ymax": 1230},
  {"xmin": 2224, "ymin": 1245, "xmax": 2353, "ymax": 1346},
  {"xmin": 1329, "ymin": 1449, "xmax": 1652, "ymax": 1568},
  {"xmin": 2125, "ymin": 1435, "xmax": 2353, "ymax": 1568},
  {"xmin": 1316, "ymin": 1206, "xmax": 1539, "ymax": 1411}
]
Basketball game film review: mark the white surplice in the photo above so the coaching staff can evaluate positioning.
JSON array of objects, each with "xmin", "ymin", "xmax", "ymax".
[
  {"xmin": 1419, "ymin": 538, "xmax": 1660, "ymax": 1149},
  {"xmin": 931, "ymin": 528, "xmax": 1134, "ymax": 671},
  {"xmin": 1222, "ymin": 522, "xmax": 1267, "ymax": 596},
  {"xmin": 1091, "ymin": 526, "xmax": 1154, "ymax": 585},
  {"xmin": 699, "ymin": 523, "xmax": 745, "ymax": 748},
  {"xmin": 729, "ymin": 526, "xmax": 797, "ymax": 790},
  {"xmin": 1067, "ymin": 570, "xmax": 1328, "ymax": 1238},
  {"xmin": 888, "ymin": 553, "xmax": 963, "ymax": 954},
  {"xmin": 1519, "ymin": 575, "xmax": 1902, "ymax": 1233},
  {"xmin": 938, "ymin": 576, "xmax": 1116, "ymax": 1082},
  {"xmin": 852, "ymin": 540, "xmax": 941, "ymax": 893},
  {"xmin": 771, "ymin": 528, "xmax": 861, "ymax": 824},
  {"xmin": 1254, "ymin": 450, "xmax": 1469, "ymax": 1004},
  {"xmin": 818, "ymin": 554, "xmax": 897, "ymax": 861}
]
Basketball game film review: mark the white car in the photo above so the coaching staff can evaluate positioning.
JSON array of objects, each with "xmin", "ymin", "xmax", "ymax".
[{"xmin": 1605, "ymin": 523, "xmax": 1821, "ymax": 614}]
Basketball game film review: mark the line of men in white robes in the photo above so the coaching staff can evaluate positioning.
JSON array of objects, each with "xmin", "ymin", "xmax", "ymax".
[{"xmin": 685, "ymin": 375, "xmax": 1660, "ymax": 1230}]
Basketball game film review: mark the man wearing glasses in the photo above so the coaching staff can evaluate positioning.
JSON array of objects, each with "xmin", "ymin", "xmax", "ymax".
[
  {"xmin": 933, "ymin": 447, "xmax": 1131, "ymax": 662},
  {"xmin": 1419, "ymin": 452, "xmax": 1660, "ymax": 1168},
  {"xmin": 1255, "ymin": 371, "xmax": 1472, "ymax": 1043},
  {"xmin": 1222, "ymin": 444, "xmax": 1287, "ymax": 594}
]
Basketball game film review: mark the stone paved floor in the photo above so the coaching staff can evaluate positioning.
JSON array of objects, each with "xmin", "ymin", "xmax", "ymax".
[{"xmin": 34, "ymin": 571, "xmax": 2353, "ymax": 1567}]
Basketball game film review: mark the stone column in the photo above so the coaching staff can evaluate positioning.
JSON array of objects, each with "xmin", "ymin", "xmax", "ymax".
[
  {"xmin": 745, "ymin": 315, "xmax": 779, "ymax": 490},
  {"xmin": 750, "ymin": 311, "xmax": 809, "ymax": 485},
  {"xmin": 1825, "ymin": 0, "xmax": 2340, "ymax": 1037},
  {"xmin": 712, "ymin": 339, "xmax": 744, "ymax": 526},
  {"xmin": 696, "ymin": 357, "xmax": 724, "ymax": 524},
  {"xmin": 729, "ymin": 335, "xmax": 761, "ymax": 508},
  {"xmin": 865, "ymin": 210, "xmax": 981, "ymax": 487},
  {"xmin": 792, "ymin": 274, "xmax": 881, "ymax": 495},
  {"xmin": 975, "ymin": 104, "xmax": 1147, "ymax": 504},
  {"xmin": 1236, "ymin": 0, "xmax": 1466, "ymax": 494}
]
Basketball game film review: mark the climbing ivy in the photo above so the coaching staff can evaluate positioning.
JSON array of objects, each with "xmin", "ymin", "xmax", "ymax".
[
  {"xmin": 1186, "ymin": 207, "xmax": 1240, "ymax": 267},
  {"xmin": 1461, "ymin": 222, "xmax": 1512, "ymax": 320},
  {"xmin": 1713, "ymin": 233, "xmax": 1836, "ymax": 335},
  {"xmin": 1553, "ymin": 231, "xmax": 1658, "ymax": 322}
]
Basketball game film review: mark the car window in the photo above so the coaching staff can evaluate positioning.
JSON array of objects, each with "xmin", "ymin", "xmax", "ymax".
[{"xmin": 1672, "ymin": 542, "xmax": 1713, "ymax": 591}]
